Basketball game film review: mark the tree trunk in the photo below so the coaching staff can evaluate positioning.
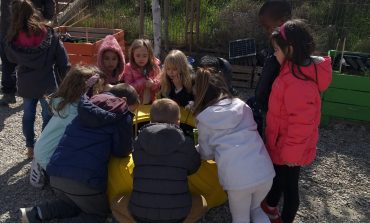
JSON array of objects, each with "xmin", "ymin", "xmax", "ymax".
[{"xmin": 152, "ymin": 0, "xmax": 161, "ymax": 58}]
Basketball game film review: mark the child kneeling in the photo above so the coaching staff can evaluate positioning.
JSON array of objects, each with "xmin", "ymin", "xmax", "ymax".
[
  {"xmin": 20, "ymin": 84, "xmax": 139, "ymax": 223},
  {"xmin": 112, "ymin": 98, "xmax": 207, "ymax": 223}
]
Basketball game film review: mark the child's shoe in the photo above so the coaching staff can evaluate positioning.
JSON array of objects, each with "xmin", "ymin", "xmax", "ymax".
[
  {"xmin": 261, "ymin": 199, "xmax": 282, "ymax": 223},
  {"xmin": 20, "ymin": 207, "xmax": 42, "ymax": 223},
  {"xmin": 30, "ymin": 159, "xmax": 48, "ymax": 189},
  {"xmin": 26, "ymin": 147, "xmax": 34, "ymax": 159}
]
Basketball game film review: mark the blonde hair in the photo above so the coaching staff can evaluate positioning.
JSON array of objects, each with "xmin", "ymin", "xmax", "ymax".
[
  {"xmin": 160, "ymin": 50, "xmax": 193, "ymax": 97},
  {"xmin": 192, "ymin": 68, "xmax": 232, "ymax": 116},
  {"xmin": 150, "ymin": 98, "xmax": 180, "ymax": 124}
]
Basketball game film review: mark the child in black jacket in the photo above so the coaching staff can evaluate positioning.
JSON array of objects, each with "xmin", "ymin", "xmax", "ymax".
[
  {"xmin": 248, "ymin": 0, "xmax": 292, "ymax": 136},
  {"xmin": 112, "ymin": 98, "xmax": 207, "ymax": 223}
]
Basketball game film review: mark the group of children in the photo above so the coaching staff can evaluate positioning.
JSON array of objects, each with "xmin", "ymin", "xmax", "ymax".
[{"xmin": 5, "ymin": 0, "xmax": 332, "ymax": 223}]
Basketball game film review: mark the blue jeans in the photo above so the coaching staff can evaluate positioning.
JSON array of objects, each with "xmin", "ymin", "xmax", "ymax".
[{"xmin": 22, "ymin": 98, "xmax": 52, "ymax": 148}]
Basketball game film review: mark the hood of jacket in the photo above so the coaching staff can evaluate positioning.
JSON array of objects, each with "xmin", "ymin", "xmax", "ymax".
[
  {"xmin": 97, "ymin": 35, "xmax": 125, "ymax": 80},
  {"xmin": 77, "ymin": 93, "xmax": 128, "ymax": 128},
  {"xmin": 281, "ymin": 56, "xmax": 332, "ymax": 92},
  {"xmin": 5, "ymin": 26, "xmax": 55, "ymax": 70},
  {"xmin": 196, "ymin": 98, "xmax": 246, "ymax": 130},
  {"xmin": 137, "ymin": 123, "xmax": 187, "ymax": 155}
]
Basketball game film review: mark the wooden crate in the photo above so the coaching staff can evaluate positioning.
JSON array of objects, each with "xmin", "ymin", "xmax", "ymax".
[
  {"xmin": 231, "ymin": 65, "xmax": 262, "ymax": 88},
  {"xmin": 55, "ymin": 26, "xmax": 125, "ymax": 65},
  {"xmin": 321, "ymin": 71, "xmax": 370, "ymax": 126}
]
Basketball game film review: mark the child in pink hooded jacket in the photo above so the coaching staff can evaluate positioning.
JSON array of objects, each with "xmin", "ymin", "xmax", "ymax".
[
  {"xmin": 97, "ymin": 35, "xmax": 125, "ymax": 85},
  {"xmin": 119, "ymin": 39, "xmax": 160, "ymax": 104}
]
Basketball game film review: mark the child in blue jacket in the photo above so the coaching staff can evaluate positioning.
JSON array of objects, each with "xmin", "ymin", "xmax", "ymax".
[{"xmin": 20, "ymin": 83, "xmax": 139, "ymax": 223}]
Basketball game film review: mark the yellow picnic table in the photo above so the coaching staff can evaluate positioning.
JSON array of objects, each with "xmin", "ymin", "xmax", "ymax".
[{"xmin": 107, "ymin": 105, "xmax": 227, "ymax": 208}]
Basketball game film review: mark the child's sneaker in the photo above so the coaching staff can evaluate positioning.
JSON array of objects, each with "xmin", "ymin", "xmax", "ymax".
[
  {"xmin": 20, "ymin": 207, "xmax": 42, "ymax": 223},
  {"xmin": 29, "ymin": 159, "xmax": 48, "ymax": 189},
  {"xmin": 261, "ymin": 199, "xmax": 282, "ymax": 222}
]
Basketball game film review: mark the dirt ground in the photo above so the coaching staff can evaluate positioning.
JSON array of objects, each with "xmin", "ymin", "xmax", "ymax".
[{"xmin": 0, "ymin": 90, "xmax": 369, "ymax": 222}]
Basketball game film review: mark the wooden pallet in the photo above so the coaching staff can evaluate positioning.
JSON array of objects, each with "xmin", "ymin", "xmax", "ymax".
[
  {"xmin": 321, "ymin": 71, "xmax": 370, "ymax": 126},
  {"xmin": 55, "ymin": 26, "xmax": 125, "ymax": 65},
  {"xmin": 231, "ymin": 65, "xmax": 262, "ymax": 88}
]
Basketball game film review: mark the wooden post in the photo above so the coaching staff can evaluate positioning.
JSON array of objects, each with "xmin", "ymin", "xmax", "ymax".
[
  {"xmin": 185, "ymin": 0, "xmax": 189, "ymax": 49},
  {"xmin": 164, "ymin": 0, "xmax": 169, "ymax": 52},
  {"xmin": 139, "ymin": 0, "xmax": 145, "ymax": 38},
  {"xmin": 152, "ymin": 0, "xmax": 161, "ymax": 57},
  {"xmin": 195, "ymin": 0, "xmax": 200, "ymax": 46},
  {"xmin": 189, "ymin": 0, "xmax": 194, "ymax": 53},
  {"xmin": 55, "ymin": 0, "xmax": 59, "ymax": 25}
]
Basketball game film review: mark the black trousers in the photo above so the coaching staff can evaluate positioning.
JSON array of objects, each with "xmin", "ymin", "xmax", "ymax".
[
  {"xmin": 266, "ymin": 165, "xmax": 301, "ymax": 223},
  {"xmin": 38, "ymin": 176, "xmax": 110, "ymax": 223},
  {"xmin": 0, "ymin": 35, "xmax": 17, "ymax": 94}
]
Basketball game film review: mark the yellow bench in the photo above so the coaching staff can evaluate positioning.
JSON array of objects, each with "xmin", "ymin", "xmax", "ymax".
[{"xmin": 107, "ymin": 105, "xmax": 228, "ymax": 208}]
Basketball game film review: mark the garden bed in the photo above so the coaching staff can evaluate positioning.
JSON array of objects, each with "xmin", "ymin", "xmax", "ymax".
[
  {"xmin": 56, "ymin": 26, "xmax": 125, "ymax": 65},
  {"xmin": 321, "ymin": 71, "xmax": 370, "ymax": 126}
]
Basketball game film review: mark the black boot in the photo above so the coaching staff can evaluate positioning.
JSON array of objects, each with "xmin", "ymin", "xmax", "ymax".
[{"xmin": 0, "ymin": 93, "xmax": 16, "ymax": 105}]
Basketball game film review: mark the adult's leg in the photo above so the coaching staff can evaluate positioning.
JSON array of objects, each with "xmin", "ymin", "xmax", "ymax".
[
  {"xmin": 39, "ymin": 97, "xmax": 52, "ymax": 130},
  {"xmin": 22, "ymin": 98, "xmax": 38, "ymax": 148},
  {"xmin": 281, "ymin": 166, "xmax": 301, "ymax": 223},
  {"xmin": 0, "ymin": 37, "xmax": 17, "ymax": 105},
  {"xmin": 250, "ymin": 180, "xmax": 273, "ymax": 223},
  {"xmin": 227, "ymin": 188, "xmax": 252, "ymax": 223}
]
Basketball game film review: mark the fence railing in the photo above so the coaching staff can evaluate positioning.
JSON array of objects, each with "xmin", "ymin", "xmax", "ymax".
[{"xmin": 58, "ymin": 0, "xmax": 370, "ymax": 56}]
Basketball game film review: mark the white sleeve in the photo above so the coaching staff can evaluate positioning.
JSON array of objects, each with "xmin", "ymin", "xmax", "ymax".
[{"xmin": 197, "ymin": 121, "xmax": 215, "ymax": 160}]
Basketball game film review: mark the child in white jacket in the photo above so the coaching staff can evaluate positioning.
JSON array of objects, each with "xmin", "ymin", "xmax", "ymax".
[{"xmin": 193, "ymin": 68, "xmax": 275, "ymax": 223}]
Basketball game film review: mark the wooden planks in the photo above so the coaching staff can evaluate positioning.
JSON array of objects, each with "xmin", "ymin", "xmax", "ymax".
[{"xmin": 231, "ymin": 65, "xmax": 262, "ymax": 88}]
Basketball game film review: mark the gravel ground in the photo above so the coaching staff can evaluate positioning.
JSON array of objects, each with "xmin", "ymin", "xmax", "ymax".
[{"xmin": 0, "ymin": 87, "xmax": 369, "ymax": 223}]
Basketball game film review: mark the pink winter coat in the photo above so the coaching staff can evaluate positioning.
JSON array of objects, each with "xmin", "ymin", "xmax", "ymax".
[
  {"xmin": 97, "ymin": 35, "xmax": 125, "ymax": 84},
  {"xmin": 265, "ymin": 56, "xmax": 332, "ymax": 166},
  {"xmin": 120, "ymin": 59, "xmax": 161, "ymax": 104}
]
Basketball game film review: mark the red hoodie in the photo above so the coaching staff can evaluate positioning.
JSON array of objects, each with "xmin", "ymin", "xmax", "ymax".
[
  {"xmin": 265, "ymin": 56, "xmax": 332, "ymax": 166},
  {"xmin": 97, "ymin": 35, "xmax": 125, "ymax": 84}
]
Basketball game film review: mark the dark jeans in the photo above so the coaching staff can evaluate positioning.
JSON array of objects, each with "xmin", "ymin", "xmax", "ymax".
[
  {"xmin": 246, "ymin": 96, "xmax": 264, "ymax": 137},
  {"xmin": 22, "ymin": 98, "xmax": 51, "ymax": 147},
  {"xmin": 38, "ymin": 176, "xmax": 110, "ymax": 223},
  {"xmin": 0, "ymin": 36, "xmax": 17, "ymax": 94},
  {"xmin": 266, "ymin": 165, "xmax": 301, "ymax": 223}
]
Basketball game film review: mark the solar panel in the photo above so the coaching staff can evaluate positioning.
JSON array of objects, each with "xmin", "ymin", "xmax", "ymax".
[{"xmin": 229, "ymin": 38, "xmax": 256, "ymax": 59}]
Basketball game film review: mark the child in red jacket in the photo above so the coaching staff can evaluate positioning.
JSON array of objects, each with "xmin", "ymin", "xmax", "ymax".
[
  {"xmin": 262, "ymin": 20, "xmax": 332, "ymax": 223},
  {"xmin": 120, "ymin": 39, "xmax": 161, "ymax": 104}
]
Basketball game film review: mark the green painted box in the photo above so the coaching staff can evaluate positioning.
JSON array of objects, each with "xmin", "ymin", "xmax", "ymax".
[{"xmin": 321, "ymin": 71, "xmax": 370, "ymax": 126}]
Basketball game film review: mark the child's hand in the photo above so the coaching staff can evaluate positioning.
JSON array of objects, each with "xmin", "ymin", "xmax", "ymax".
[
  {"xmin": 146, "ymin": 79, "xmax": 154, "ymax": 88},
  {"xmin": 185, "ymin": 101, "xmax": 194, "ymax": 110}
]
